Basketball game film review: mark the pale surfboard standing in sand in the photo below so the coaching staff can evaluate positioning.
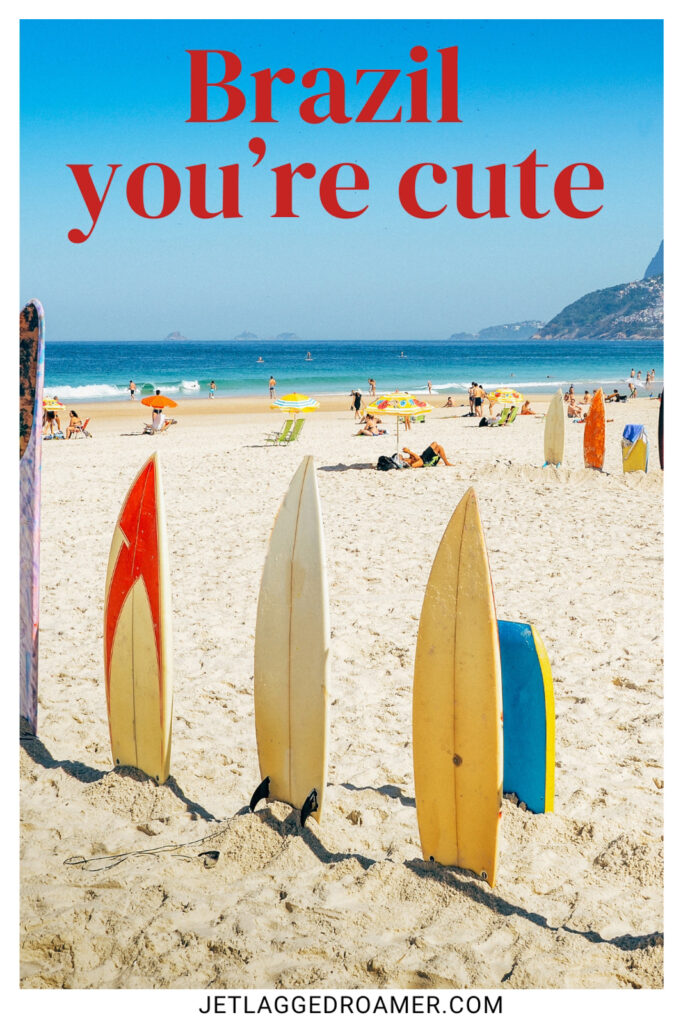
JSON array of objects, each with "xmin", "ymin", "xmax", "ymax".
[
  {"xmin": 104, "ymin": 453, "xmax": 174, "ymax": 784},
  {"xmin": 413, "ymin": 487, "xmax": 503, "ymax": 887},
  {"xmin": 20, "ymin": 299, "xmax": 46, "ymax": 735},
  {"xmin": 251, "ymin": 455, "xmax": 330, "ymax": 827},
  {"xmin": 543, "ymin": 388, "xmax": 565, "ymax": 467}
]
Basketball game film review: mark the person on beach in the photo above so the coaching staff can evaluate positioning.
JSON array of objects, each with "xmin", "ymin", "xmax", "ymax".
[
  {"xmin": 563, "ymin": 391, "xmax": 570, "ymax": 402},
  {"xmin": 129, "ymin": 380, "xmax": 136, "ymax": 400},
  {"xmin": 628, "ymin": 381, "xmax": 637, "ymax": 398},
  {"xmin": 521, "ymin": 400, "xmax": 535, "ymax": 415},
  {"xmin": 269, "ymin": 376, "xmax": 276, "ymax": 399},
  {"xmin": 351, "ymin": 390, "xmax": 363, "ymax": 419},
  {"xmin": 468, "ymin": 383, "xmax": 476, "ymax": 416},
  {"xmin": 582, "ymin": 390, "xmax": 590, "ymax": 403},
  {"xmin": 368, "ymin": 378, "xmax": 376, "ymax": 396},
  {"xmin": 42, "ymin": 408, "xmax": 57, "ymax": 436},
  {"xmin": 443, "ymin": 396, "xmax": 454, "ymax": 408},
  {"xmin": 637, "ymin": 370, "xmax": 642, "ymax": 380},
  {"xmin": 152, "ymin": 389, "xmax": 163, "ymax": 414},
  {"xmin": 359, "ymin": 415, "xmax": 386, "ymax": 436},
  {"xmin": 427, "ymin": 380, "xmax": 433, "ymax": 394},
  {"xmin": 209, "ymin": 380, "xmax": 216, "ymax": 399},
  {"xmin": 398, "ymin": 442, "xmax": 452, "ymax": 467},
  {"xmin": 65, "ymin": 410, "xmax": 83, "ymax": 438},
  {"xmin": 567, "ymin": 397, "xmax": 584, "ymax": 419},
  {"xmin": 605, "ymin": 389, "xmax": 621, "ymax": 402},
  {"xmin": 473, "ymin": 384, "xmax": 484, "ymax": 416}
]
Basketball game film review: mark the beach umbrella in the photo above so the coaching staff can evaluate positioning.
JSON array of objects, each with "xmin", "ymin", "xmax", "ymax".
[
  {"xmin": 365, "ymin": 391, "xmax": 434, "ymax": 444},
  {"xmin": 270, "ymin": 393, "xmax": 320, "ymax": 417},
  {"xmin": 42, "ymin": 398, "xmax": 65, "ymax": 411},
  {"xmin": 141, "ymin": 395, "xmax": 178, "ymax": 409},
  {"xmin": 487, "ymin": 388, "xmax": 524, "ymax": 407}
]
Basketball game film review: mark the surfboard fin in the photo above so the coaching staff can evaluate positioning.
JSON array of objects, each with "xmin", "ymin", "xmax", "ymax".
[
  {"xmin": 300, "ymin": 788, "xmax": 318, "ymax": 827},
  {"xmin": 249, "ymin": 776, "xmax": 270, "ymax": 812}
]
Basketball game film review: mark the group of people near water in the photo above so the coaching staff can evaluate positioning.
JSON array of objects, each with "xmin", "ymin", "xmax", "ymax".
[{"xmin": 42, "ymin": 399, "xmax": 85, "ymax": 439}]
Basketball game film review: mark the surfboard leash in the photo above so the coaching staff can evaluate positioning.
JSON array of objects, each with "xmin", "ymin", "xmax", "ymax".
[{"xmin": 63, "ymin": 810, "xmax": 244, "ymax": 872}]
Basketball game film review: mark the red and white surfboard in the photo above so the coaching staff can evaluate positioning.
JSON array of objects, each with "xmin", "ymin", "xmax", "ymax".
[{"xmin": 104, "ymin": 454, "xmax": 173, "ymax": 783}]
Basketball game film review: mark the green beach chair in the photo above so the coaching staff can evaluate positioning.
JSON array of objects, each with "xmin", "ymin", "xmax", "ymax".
[
  {"xmin": 492, "ymin": 407, "xmax": 511, "ymax": 426},
  {"xmin": 504, "ymin": 406, "xmax": 519, "ymax": 426},
  {"xmin": 266, "ymin": 419, "xmax": 293, "ymax": 444},
  {"xmin": 282, "ymin": 418, "xmax": 305, "ymax": 444}
]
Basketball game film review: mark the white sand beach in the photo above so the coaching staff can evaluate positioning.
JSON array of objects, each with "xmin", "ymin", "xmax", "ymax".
[{"xmin": 20, "ymin": 396, "xmax": 663, "ymax": 990}]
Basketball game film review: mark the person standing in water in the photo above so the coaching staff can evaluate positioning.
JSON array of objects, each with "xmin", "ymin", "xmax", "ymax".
[
  {"xmin": 209, "ymin": 380, "xmax": 216, "ymax": 399},
  {"xmin": 269, "ymin": 376, "xmax": 276, "ymax": 399},
  {"xmin": 427, "ymin": 380, "xmax": 433, "ymax": 394},
  {"xmin": 129, "ymin": 380, "xmax": 136, "ymax": 400}
]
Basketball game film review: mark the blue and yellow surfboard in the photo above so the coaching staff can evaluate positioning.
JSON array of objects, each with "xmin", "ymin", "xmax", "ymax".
[{"xmin": 498, "ymin": 620, "xmax": 555, "ymax": 813}]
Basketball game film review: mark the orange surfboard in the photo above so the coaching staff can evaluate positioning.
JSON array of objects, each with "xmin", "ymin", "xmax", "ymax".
[
  {"xmin": 104, "ymin": 454, "xmax": 173, "ymax": 783},
  {"xmin": 583, "ymin": 388, "xmax": 605, "ymax": 470}
]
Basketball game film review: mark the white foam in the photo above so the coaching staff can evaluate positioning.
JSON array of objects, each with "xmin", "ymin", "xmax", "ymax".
[
  {"xmin": 181, "ymin": 380, "xmax": 201, "ymax": 391},
  {"xmin": 45, "ymin": 383, "xmax": 123, "ymax": 400}
]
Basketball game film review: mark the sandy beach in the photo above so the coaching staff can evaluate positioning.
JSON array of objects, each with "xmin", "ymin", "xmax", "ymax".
[{"xmin": 20, "ymin": 395, "xmax": 663, "ymax": 990}]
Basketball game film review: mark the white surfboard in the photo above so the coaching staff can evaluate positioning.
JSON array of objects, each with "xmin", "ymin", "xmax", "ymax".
[
  {"xmin": 544, "ymin": 389, "xmax": 565, "ymax": 466},
  {"xmin": 252, "ymin": 456, "xmax": 329, "ymax": 825}
]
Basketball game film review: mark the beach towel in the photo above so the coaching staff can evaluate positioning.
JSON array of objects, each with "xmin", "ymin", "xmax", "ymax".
[{"xmin": 622, "ymin": 424, "xmax": 645, "ymax": 445}]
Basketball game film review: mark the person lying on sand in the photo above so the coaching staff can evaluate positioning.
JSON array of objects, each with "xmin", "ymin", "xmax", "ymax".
[
  {"xmin": 604, "ymin": 389, "xmax": 621, "ymax": 402},
  {"xmin": 358, "ymin": 415, "xmax": 386, "ymax": 435},
  {"xmin": 520, "ymin": 400, "xmax": 535, "ymax": 415},
  {"xmin": 399, "ymin": 443, "xmax": 452, "ymax": 467}
]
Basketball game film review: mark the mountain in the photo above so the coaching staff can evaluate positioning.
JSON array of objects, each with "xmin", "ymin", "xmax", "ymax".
[
  {"xmin": 164, "ymin": 331, "xmax": 187, "ymax": 341},
  {"xmin": 448, "ymin": 320, "xmax": 544, "ymax": 341},
  {"xmin": 532, "ymin": 276, "xmax": 663, "ymax": 340},
  {"xmin": 643, "ymin": 241, "xmax": 663, "ymax": 279},
  {"xmin": 234, "ymin": 331, "xmax": 258, "ymax": 340}
]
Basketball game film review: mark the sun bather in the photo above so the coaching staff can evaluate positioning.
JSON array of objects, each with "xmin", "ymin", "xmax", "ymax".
[
  {"xmin": 399, "ymin": 442, "xmax": 452, "ymax": 467},
  {"xmin": 520, "ymin": 400, "xmax": 535, "ymax": 415},
  {"xmin": 65, "ymin": 410, "xmax": 83, "ymax": 438},
  {"xmin": 567, "ymin": 398, "xmax": 584, "ymax": 420}
]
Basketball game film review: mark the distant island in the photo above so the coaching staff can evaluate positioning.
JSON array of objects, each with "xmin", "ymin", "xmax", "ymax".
[
  {"xmin": 448, "ymin": 320, "xmax": 544, "ymax": 342},
  {"xmin": 233, "ymin": 331, "xmax": 258, "ymax": 340},
  {"xmin": 164, "ymin": 331, "xmax": 188, "ymax": 341}
]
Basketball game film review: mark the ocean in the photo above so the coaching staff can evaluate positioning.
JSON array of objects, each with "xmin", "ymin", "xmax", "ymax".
[{"xmin": 43, "ymin": 338, "xmax": 664, "ymax": 402}]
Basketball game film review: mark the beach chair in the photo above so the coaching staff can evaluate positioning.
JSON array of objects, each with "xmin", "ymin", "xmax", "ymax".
[
  {"xmin": 491, "ymin": 407, "xmax": 510, "ymax": 426},
  {"xmin": 266, "ymin": 419, "xmax": 293, "ymax": 445},
  {"xmin": 281, "ymin": 418, "xmax": 305, "ymax": 444},
  {"xmin": 504, "ymin": 406, "xmax": 519, "ymax": 426},
  {"xmin": 70, "ymin": 417, "xmax": 92, "ymax": 438}
]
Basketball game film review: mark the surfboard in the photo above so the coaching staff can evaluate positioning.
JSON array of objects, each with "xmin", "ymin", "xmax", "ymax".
[
  {"xmin": 621, "ymin": 425, "xmax": 649, "ymax": 473},
  {"xmin": 252, "ymin": 456, "xmax": 329, "ymax": 826},
  {"xmin": 20, "ymin": 299, "xmax": 46, "ymax": 735},
  {"xmin": 413, "ymin": 487, "xmax": 503, "ymax": 887},
  {"xmin": 104, "ymin": 454, "xmax": 173, "ymax": 783},
  {"xmin": 543, "ymin": 389, "xmax": 565, "ymax": 466},
  {"xmin": 658, "ymin": 390, "xmax": 663, "ymax": 470},
  {"xmin": 583, "ymin": 388, "xmax": 605, "ymax": 470},
  {"xmin": 498, "ymin": 620, "xmax": 555, "ymax": 814}
]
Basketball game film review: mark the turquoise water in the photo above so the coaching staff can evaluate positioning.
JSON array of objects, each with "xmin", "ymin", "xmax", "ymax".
[{"xmin": 44, "ymin": 339, "xmax": 664, "ymax": 402}]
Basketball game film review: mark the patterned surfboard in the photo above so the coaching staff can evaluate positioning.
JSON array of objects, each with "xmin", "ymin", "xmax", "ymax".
[{"xmin": 20, "ymin": 299, "xmax": 46, "ymax": 735}]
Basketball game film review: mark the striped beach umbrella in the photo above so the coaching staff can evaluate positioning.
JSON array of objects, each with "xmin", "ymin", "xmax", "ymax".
[{"xmin": 270, "ymin": 393, "xmax": 320, "ymax": 416}]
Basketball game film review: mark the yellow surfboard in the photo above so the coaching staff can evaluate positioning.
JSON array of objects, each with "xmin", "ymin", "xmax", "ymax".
[
  {"xmin": 252, "ymin": 456, "xmax": 329, "ymax": 825},
  {"xmin": 104, "ymin": 454, "xmax": 173, "ymax": 784},
  {"xmin": 543, "ymin": 389, "xmax": 565, "ymax": 466},
  {"xmin": 413, "ymin": 487, "xmax": 503, "ymax": 886}
]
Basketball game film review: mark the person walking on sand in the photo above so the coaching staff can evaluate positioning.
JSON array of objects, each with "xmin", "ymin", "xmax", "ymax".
[
  {"xmin": 351, "ymin": 390, "xmax": 363, "ymax": 420},
  {"xmin": 427, "ymin": 380, "xmax": 433, "ymax": 394},
  {"xmin": 129, "ymin": 380, "xmax": 136, "ymax": 400},
  {"xmin": 209, "ymin": 380, "xmax": 216, "ymax": 399},
  {"xmin": 368, "ymin": 378, "xmax": 376, "ymax": 396},
  {"xmin": 269, "ymin": 376, "xmax": 276, "ymax": 399}
]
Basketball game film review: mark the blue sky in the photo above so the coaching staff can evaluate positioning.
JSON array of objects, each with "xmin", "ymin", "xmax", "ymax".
[{"xmin": 20, "ymin": 19, "xmax": 663, "ymax": 339}]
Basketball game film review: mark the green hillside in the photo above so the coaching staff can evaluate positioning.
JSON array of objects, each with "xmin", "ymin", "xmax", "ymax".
[{"xmin": 533, "ymin": 276, "xmax": 663, "ymax": 340}]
